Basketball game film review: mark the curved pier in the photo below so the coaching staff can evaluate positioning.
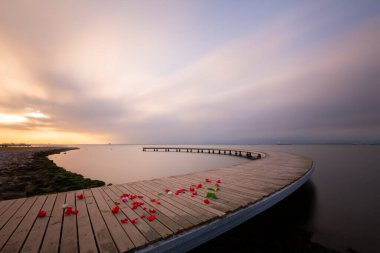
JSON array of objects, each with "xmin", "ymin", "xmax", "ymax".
[{"xmin": 0, "ymin": 148, "xmax": 313, "ymax": 253}]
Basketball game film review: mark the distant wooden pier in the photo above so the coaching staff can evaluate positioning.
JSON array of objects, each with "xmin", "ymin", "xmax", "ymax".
[
  {"xmin": 142, "ymin": 147, "xmax": 260, "ymax": 159},
  {"xmin": 0, "ymin": 148, "xmax": 313, "ymax": 253}
]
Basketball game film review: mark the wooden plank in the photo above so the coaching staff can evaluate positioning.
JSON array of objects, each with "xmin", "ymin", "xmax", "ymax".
[
  {"xmin": 144, "ymin": 179, "xmax": 222, "ymax": 218},
  {"xmin": 175, "ymin": 176, "xmax": 254, "ymax": 208},
  {"xmin": 40, "ymin": 192, "xmax": 66, "ymax": 253},
  {"xmin": 75, "ymin": 189, "xmax": 98, "ymax": 253},
  {"xmin": 1, "ymin": 195, "xmax": 47, "ymax": 252},
  {"xmin": 91, "ymin": 187, "xmax": 134, "ymax": 252},
  {"xmin": 158, "ymin": 177, "xmax": 234, "ymax": 213},
  {"xmin": 119, "ymin": 184, "xmax": 192, "ymax": 231},
  {"xmin": 60, "ymin": 191, "xmax": 78, "ymax": 253},
  {"xmin": 21, "ymin": 194, "xmax": 57, "ymax": 253},
  {"xmin": 103, "ymin": 186, "xmax": 170, "ymax": 241},
  {"xmin": 134, "ymin": 181, "xmax": 209, "ymax": 223},
  {"xmin": 98, "ymin": 187, "xmax": 150, "ymax": 248},
  {"xmin": 0, "ymin": 196, "xmax": 38, "ymax": 250},
  {"xmin": 127, "ymin": 183, "xmax": 201, "ymax": 226},
  {"xmin": 0, "ymin": 198, "xmax": 26, "ymax": 230},
  {"xmin": 113, "ymin": 184, "xmax": 183, "ymax": 233},
  {"xmin": 83, "ymin": 189, "xmax": 118, "ymax": 253},
  {"xmin": 0, "ymin": 199, "xmax": 15, "ymax": 216}
]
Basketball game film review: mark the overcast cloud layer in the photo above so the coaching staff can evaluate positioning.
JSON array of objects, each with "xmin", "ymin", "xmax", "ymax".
[{"xmin": 1, "ymin": 1, "xmax": 380, "ymax": 144}]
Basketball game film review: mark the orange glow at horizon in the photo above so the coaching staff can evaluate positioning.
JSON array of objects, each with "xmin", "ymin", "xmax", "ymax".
[{"xmin": 0, "ymin": 128, "xmax": 108, "ymax": 144}]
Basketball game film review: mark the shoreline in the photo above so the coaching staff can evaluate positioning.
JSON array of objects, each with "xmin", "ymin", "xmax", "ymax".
[{"xmin": 0, "ymin": 147, "xmax": 105, "ymax": 200}]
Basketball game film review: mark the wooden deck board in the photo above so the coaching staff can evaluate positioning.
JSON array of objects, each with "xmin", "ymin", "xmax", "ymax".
[
  {"xmin": 1, "ymin": 196, "xmax": 47, "ymax": 252},
  {"xmin": 114, "ymin": 184, "xmax": 184, "ymax": 233},
  {"xmin": 21, "ymin": 194, "xmax": 57, "ymax": 253},
  {"xmin": 0, "ymin": 148, "xmax": 313, "ymax": 253},
  {"xmin": 39, "ymin": 192, "xmax": 66, "ymax": 253},
  {"xmin": 75, "ymin": 189, "xmax": 98, "ymax": 253},
  {"xmin": 60, "ymin": 191, "xmax": 78, "ymax": 253},
  {"xmin": 0, "ymin": 196, "xmax": 37, "ymax": 250},
  {"xmin": 83, "ymin": 189, "xmax": 118, "ymax": 253},
  {"xmin": 91, "ymin": 188, "xmax": 134, "ymax": 252}
]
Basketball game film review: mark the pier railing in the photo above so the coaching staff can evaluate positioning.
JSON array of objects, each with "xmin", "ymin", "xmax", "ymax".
[{"xmin": 142, "ymin": 147, "xmax": 261, "ymax": 160}]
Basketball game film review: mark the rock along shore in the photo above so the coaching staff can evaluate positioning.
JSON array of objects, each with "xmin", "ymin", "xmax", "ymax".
[{"xmin": 0, "ymin": 147, "xmax": 105, "ymax": 200}]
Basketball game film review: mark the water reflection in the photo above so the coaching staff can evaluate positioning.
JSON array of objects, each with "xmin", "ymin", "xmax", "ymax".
[{"xmin": 189, "ymin": 181, "xmax": 336, "ymax": 253}]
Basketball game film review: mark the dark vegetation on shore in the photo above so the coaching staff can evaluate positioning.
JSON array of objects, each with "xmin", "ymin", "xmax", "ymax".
[
  {"xmin": 31, "ymin": 148, "xmax": 105, "ymax": 193},
  {"xmin": 190, "ymin": 182, "xmax": 350, "ymax": 253},
  {"xmin": 0, "ymin": 147, "xmax": 105, "ymax": 200}
]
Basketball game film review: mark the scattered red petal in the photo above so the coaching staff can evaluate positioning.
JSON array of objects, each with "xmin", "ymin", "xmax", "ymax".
[
  {"xmin": 156, "ymin": 202, "xmax": 161, "ymax": 205},
  {"xmin": 196, "ymin": 184, "xmax": 203, "ymax": 189},
  {"xmin": 147, "ymin": 215, "xmax": 156, "ymax": 221},
  {"xmin": 112, "ymin": 206, "xmax": 120, "ymax": 213},
  {"xmin": 130, "ymin": 194, "xmax": 138, "ymax": 200},
  {"xmin": 190, "ymin": 195, "xmax": 194, "ymax": 198},
  {"xmin": 76, "ymin": 194, "xmax": 84, "ymax": 200},
  {"xmin": 121, "ymin": 218, "xmax": 128, "ymax": 223},
  {"xmin": 165, "ymin": 189, "xmax": 170, "ymax": 193},
  {"xmin": 122, "ymin": 193, "xmax": 129, "ymax": 197},
  {"xmin": 131, "ymin": 218, "xmax": 138, "ymax": 224},
  {"xmin": 65, "ymin": 207, "xmax": 73, "ymax": 215},
  {"xmin": 205, "ymin": 178, "xmax": 212, "ymax": 183},
  {"xmin": 38, "ymin": 210, "xmax": 46, "ymax": 217},
  {"xmin": 131, "ymin": 201, "xmax": 144, "ymax": 209},
  {"xmin": 189, "ymin": 187, "xmax": 195, "ymax": 192},
  {"xmin": 151, "ymin": 199, "xmax": 156, "ymax": 202},
  {"xmin": 216, "ymin": 179, "xmax": 221, "ymax": 183},
  {"xmin": 71, "ymin": 209, "xmax": 78, "ymax": 215},
  {"xmin": 143, "ymin": 207, "xmax": 147, "ymax": 210},
  {"xmin": 149, "ymin": 209, "xmax": 156, "ymax": 213},
  {"xmin": 192, "ymin": 192, "xmax": 197, "ymax": 196},
  {"xmin": 114, "ymin": 202, "xmax": 120, "ymax": 205},
  {"xmin": 204, "ymin": 199, "xmax": 210, "ymax": 204},
  {"xmin": 215, "ymin": 183, "xmax": 220, "ymax": 187},
  {"xmin": 140, "ymin": 214, "xmax": 146, "ymax": 218},
  {"xmin": 175, "ymin": 189, "xmax": 186, "ymax": 194}
]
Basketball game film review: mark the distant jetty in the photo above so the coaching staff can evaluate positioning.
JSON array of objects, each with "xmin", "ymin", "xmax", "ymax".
[{"xmin": 0, "ymin": 143, "xmax": 31, "ymax": 147}]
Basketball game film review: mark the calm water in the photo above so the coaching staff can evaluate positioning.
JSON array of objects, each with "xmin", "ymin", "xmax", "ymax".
[{"xmin": 50, "ymin": 145, "xmax": 380, "ymax": 253}]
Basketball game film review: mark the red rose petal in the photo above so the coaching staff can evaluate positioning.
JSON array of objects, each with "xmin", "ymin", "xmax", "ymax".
[
  {"xmin": 121, "ymin": 218, "xmax": 128, "ymax": 223},
  {"xmin": 65, "ymin": 207, "xmax": 73, "ymax": 215},
  {"xmin": 143, "ymin": 207, "xmax": 147, "ymax": 210},
  {"xmin": 216, "ymin": 179, "xmax": 221, "ymax": 183},
  {"xmin": 140, "ymin": 214, "xmax": 146, "ymax": 218},
  {"xmin": 205, "ymin": 178, "xmax": 211, "ymax": 183},
  {"xmin": 71, "ymin": 209, "xmax": 78, "ymax": 215},
  {"xmin": 76, "ymin": 194, "xmax": 84, "ymax": 200},
  {"xmin": 204, "ymin": 199, "xmax": 210, "ymax": 204},
  {"xmin": 196, "ymin": 184, "xmax": 203, "ymax": 189},
  {"xmin": 114, "ymin": 202, "xmax": 120, "ymax": 205},
  {"xmin": 189, "ymin": 187, "xmax": 195, "ymax": 192},
  {"xmin": 38, "ymin": 210, "xmax": 46, "ymax": 217},
  {"xmin": 192, "ymin": 192, "xmax": 197, "ymax": 196},
  {"xmin": 215, "ymin": 183, "xmax": 220, "ymax": 187},
  {"xmin": 150, "ymin": 199, "xmax": 156, "ymax": 202},
  {"xmin": 131, "ymin": 218, "xmax": 138, "ymax": 224},
  {"xmin": 156, "ymin": 202, "xmax": 161, "ymax": 205},
  {"xmin": 112, "ymin": 206, "xmax": 120, "ymax": 213},
  {"xmin": 147, "ymin": 215, "xmax": 156, "ymax": 221},
  {"xmin": 138, "ymin": 195, "xmax": 144, "ymax": 198},
  {"xmin": 149, "ymin": 209, "xmax": 156, "ymax": 213},
  {"xmin": 165, "ymin": 189, "xmax": 170, "ymax": 193}
]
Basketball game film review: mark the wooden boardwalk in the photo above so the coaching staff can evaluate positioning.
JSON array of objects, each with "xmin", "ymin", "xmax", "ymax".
[{"xmin": 0, "ymin": 148, "xmax": 313, "ymax": 253}]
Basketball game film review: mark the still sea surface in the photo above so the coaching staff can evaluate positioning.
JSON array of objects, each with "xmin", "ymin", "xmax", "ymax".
[{"xmin": 50, "ymin": 145, "xmax": 380, "ymax": 253}]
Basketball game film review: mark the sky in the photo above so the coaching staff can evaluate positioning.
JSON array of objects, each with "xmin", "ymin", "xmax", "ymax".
[{"xmin": 0, "ymin": 0, "xmax": 380, "ymax": 144}]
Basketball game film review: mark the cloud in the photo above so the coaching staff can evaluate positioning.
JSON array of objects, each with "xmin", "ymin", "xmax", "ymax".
[{"xmin": 0, "ymin": 1, "xmax": 379, "ymax": 144}]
